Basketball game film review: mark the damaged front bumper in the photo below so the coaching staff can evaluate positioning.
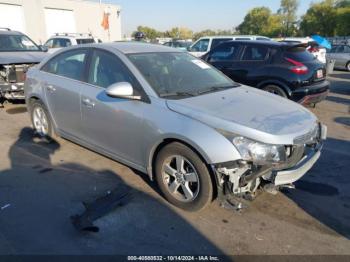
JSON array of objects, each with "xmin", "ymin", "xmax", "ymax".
[
  {"xmin": 213, "ymin": 124, "xmax": 327, "ymax": 201},
  {"xmin": 0, "ymin": 64, "xmax": 32, "ymax": 104},
  {"xmin": 0, "ymin": 82, "xmax": 25, "ymax": 101},
  {"xmin": 273, "ymin": 147, "xmax": 321, "ymax": 186}
]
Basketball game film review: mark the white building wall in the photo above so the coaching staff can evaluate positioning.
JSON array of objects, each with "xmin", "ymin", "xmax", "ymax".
[{"xmin": 0, "ymin": 0, "xmax": 121, "ymax": 44}]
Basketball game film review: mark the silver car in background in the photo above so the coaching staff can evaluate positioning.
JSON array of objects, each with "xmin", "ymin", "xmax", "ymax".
[
  {"xmin": 327, "ymin": 45, "xmax": 350, "ymax": 71},
  {"xmin": 25, "ymin": 42, "xmax": 327, "ymax": 211}
]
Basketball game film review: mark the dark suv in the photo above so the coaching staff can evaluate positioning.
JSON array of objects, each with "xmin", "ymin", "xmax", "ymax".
[{"xmin": 202, "ymin": 41, "xmax": 330, "ymax": 105}]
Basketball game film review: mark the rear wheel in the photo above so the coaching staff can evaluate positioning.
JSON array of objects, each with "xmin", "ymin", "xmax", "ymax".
[
  {"xmin": 262, "ymin": 85, "xmax": 287, "ymax": 98},
  {"xmin": 155, "ymin": 142, "xmax": 213, "ymax": 211},
  {"xmin": 346, "ymin": 62, "xmax": 350, "ymax": 72},
  {"xmin": 29, "ymin": 100, "xmax": 56, "ymax": 141}
]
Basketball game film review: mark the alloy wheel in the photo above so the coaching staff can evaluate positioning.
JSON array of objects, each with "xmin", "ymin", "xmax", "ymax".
[
  {"xmin": 161, "ymin": 155, "xmax": 200, "ymax": 202},
  {"xmin": 32, "ymin": 106, "xmax": 49, "ymax": 136}
]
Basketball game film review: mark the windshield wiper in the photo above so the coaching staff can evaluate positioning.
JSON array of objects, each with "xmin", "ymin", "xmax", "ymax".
[
  {"xmin": 197, "ymin": 85, "xmax": 238, "ymax": 95},
  {"xmin": 159, "ymin": 91, "xmax": 196, "ymax": 98}
]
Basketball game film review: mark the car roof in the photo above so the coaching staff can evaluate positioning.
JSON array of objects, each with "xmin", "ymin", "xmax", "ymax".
[
  {"xmin": 223, "ymin": 40, "xmax": 291, "ymax": 47},
  {"xmin": 0, "ymin": 30, "xmax": 23, "ymax": 36},
  {"xmin": 102, "ymin": 41, "xmax": 182, "ymax": 54},
  {"xmin": 198, "ymin": 35, "xmax": 269, "ymax": 40}
]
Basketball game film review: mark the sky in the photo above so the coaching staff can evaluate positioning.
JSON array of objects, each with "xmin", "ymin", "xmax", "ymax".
[{"xmin": 97, "ymin": 0, "xmax": 316, "ymax": 36}]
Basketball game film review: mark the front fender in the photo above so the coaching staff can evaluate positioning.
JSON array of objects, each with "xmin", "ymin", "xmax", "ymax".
[{"xmin": 143, "ymin": 99, "xmax": 241, "ymax": 178}]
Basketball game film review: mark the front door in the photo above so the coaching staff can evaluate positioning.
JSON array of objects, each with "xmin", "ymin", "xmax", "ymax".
[{"xmin": 80, "ymin": 49, "xmax": 148, "ymax": 166}]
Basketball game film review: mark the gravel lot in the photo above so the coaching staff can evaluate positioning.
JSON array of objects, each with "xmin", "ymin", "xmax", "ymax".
[{"xmin": 0, "ymin": 71, "xmax": 349, "ymax": 256}]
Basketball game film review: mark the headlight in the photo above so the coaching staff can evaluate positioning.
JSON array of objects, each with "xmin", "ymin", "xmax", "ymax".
[{"xmin": 232, "ymin": 136, "xmax": 286, "ymax": 165}]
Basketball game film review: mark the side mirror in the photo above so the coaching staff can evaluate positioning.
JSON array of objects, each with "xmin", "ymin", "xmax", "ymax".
[
  {"xmin": 40, "ymin": 45, "xmax": 48, "ymax": 52},
  {"xmin": 187, "ymin": 46, "xmax": 191, "ymax": 51},
  {"xmin": 106, "ymin": 82, "xmax": 141, "ymax": 100}
]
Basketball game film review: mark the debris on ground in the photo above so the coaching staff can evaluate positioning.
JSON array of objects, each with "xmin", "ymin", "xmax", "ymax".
[{"xmin": 71, "ymin": 185, "xmax": 132, "ymax": 233}]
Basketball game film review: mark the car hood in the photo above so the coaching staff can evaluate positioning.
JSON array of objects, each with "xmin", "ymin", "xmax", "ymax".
[
  {"xmin": 0, "ymin": 51, "xmax": 48, "ymax": 64},
  {"xmin": 166, "ymin": 86, "xmax": 318, "ymax": 145}
]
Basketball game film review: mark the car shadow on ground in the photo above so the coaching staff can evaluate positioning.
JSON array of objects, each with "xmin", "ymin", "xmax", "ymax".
[
  {"xmin": 326, "ymin": 96, "xmax": 350, "ymax": 106},
  {"xmin": 283, "ymin": 137, "xmax": 350, "ymax": 239},
  {"xmin": 334, "ymin": 117, "xmax": 350, "ymax": 127},
  {"xmin": 0, "ymin": 127, "xmax": 226, "ymax": 256}
]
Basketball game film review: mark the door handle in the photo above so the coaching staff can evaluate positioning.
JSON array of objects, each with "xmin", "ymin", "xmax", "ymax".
[
  {"xmin": 46, "ymin": 85, "xmax": 56, "ymax": 92},
  {"xmin": 82, "ymin": 98, "xmax": 95, "ymax": 108}
]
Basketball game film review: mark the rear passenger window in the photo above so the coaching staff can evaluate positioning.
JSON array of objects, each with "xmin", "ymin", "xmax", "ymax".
[
  {"xmin": 41, "ymin": 49, "xmax": 87, "ymax": 81},
  {"xmin": 242, "ymin": 46, "xmax": 269, "ymax": 61},
  {"xmin": 211, "ymin": 39, "xmax": 232, "ymax": 50},
  {"xmin": 88, "ymin": 49, "xmax": 136, "ymax": 89},
  {"xmin": 209, "ymin": 44, "xmax": 240, "ymax": 62}
]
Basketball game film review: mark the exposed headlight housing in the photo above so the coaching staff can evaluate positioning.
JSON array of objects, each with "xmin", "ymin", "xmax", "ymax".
[{"xmin": 232, "ymin": 136, "xmax": 286, "ymax": 165}]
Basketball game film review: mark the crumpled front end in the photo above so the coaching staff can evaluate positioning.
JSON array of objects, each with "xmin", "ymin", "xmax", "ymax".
[
  {"xmin": 213, "ymin": 123, "xmax": 327, "ymax": 201},
  {"xmin": 0, "ymin": 64, "xmax": 35, "ymax": 104}
]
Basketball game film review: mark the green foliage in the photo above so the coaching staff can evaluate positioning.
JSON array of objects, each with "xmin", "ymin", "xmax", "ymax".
[
  {"xmin": 236, "ymin": 7, "xmax": 272, "ymax": 35},
  {"xmin": 236, "ymin": 7, "xmax": 284, "ymax": 37},
  {"xmin": 300, "ymin": 0, "xmax": 338, "ymax": 36},
  {"xmin": 278, "ymin": 0, "xmax": 299, "ymax": 36},
  {"xmin": 336, "ymin": 6, "xmax": 350, "ymax": 35}
]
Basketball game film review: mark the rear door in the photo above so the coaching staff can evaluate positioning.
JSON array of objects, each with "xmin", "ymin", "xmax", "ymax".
[
  {"xmin": 206, "ymin": 42, "xmax": 242, "ymax": 82},
  {"xmin": 233, "ymin": 44, "xmax": 271, "ymax": 86},
  {"xmin": 40, "ymin": 49, "xmax": 88, "ymax": 137}
]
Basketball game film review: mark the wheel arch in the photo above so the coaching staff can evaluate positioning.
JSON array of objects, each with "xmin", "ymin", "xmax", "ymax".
[
  {"xmin": 257, "ymin": 80, "xmax": 292, "ymax": 97},
  {"xmin": 148, "ymin": 137, "xmax": 219, "ymax": 199}
]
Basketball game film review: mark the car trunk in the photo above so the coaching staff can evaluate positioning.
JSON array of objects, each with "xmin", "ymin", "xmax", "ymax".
[{"xmin": 283, "ymin": 46, "xmax": 327, "ymax": 86}]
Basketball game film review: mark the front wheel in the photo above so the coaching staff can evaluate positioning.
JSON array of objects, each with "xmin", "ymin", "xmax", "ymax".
[
  {"xmin": 155, "ymin": 142, "xmax": 213, "ymax": 211},
  {"xmin": 346, "ymin": 62, "xmax": 350, "ymax": 72}
]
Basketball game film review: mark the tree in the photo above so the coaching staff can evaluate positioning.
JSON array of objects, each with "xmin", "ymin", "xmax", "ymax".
[
  {"xmin": 166, "ymin": 27, "xmax": 193, "ymax": 39},
  {"xmin": 278, "ymin": 0, "xmax": 299, "ymax": 36},
  {"xmin": 300, "ymin": 0, "xmax": 337, "ymax": 36},
  {"xmin": 132, "ymin": 26, "xmax": 160, "ymax": 40},
  {"xmin": 335, "ymin": 6, "xmax": 350, "ymax": 35},
  {"xmin": 193, "ymin": 29, "xmax": 217, "ymax": 40},
  {"xmin": 236, "ymin": 7, "xmax": 272, "ymax": 35}
]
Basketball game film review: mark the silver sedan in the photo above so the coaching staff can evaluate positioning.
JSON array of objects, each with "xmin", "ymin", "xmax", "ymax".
[{"xmin": 25, "ymin": 42, "xmax": 326, "ymax": 211}]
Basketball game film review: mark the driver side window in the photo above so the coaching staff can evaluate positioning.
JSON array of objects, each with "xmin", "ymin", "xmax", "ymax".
[{"xmin": 88, "ymin": 50, "xmax": 138, "ymax": 91}]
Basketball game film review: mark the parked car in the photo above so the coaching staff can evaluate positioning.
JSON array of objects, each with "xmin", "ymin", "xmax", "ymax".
[
  {"xmin": 0, "ymin": 28, "xmax": 48, "ymax": 106},
  {"xmin": 203, "ymin": 40, "xmax": 330, "ymax": 105},
  {"xmin": 44, "ymin": 33, "xmax": 98, "ymax": 54},
  {"xmin": 326, "ymin": 45, "xmax": 350, "ymax": 71},
  {"xmin": 163, "ymin": 40, "xmax": 192, "ymax": 51},
  {"xmin": 280, "ymin": 37, "xmax": 326, "ymax": 64},
  {"xmin": 188, "ymin": 35, "xmax": 271, "ymax": 57},
  {"xmin": 25, "ymin": 42, "xmax": 326, "ymax": 211}
]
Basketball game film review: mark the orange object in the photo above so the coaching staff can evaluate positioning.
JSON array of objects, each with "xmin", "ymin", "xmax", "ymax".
[{"xmin": 101, "ymin": 12, "xmax": 109, "ymax": 30}]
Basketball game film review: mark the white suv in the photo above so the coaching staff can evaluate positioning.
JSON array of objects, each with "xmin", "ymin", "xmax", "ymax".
[
  {"xmin": 280, "ymin": 37, "xmax": 326, "ymax": 64},
  {"xmin": 188, "ymin": 35, "xmax": 271, "ymax": 57},
  {"xmin": 44, "ymin": 33, "xmax": 101, "ymax": 54}
]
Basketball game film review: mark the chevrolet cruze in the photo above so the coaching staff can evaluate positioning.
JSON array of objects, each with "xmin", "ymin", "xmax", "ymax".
[{"xmin": 25, "ymin": 42, "xmax": 327, "ymax": 211}]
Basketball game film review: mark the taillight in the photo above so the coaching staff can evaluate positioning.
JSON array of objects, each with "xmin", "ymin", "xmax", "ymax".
[
  {"xmin": 285, "ymin": 57, "xmax": 308, "ymax": 75},
  {"xmin": 308, "ymin": 47, "xmax": 319, "ymax": 53}
]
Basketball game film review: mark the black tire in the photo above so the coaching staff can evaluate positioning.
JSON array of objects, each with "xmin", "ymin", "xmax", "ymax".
[
  {"xmin": 155, "ymin": 142, "xmax": 213, "ymax": 211},
  {"xmin": 262, "ymin": 85, "xmax": 287, "ymax": 98},
  {"xmin": 28, "ymin": 99, "xmax": 56, "ymax": 141},
  {"xmin": 346, "ymin": 62, "xmax": 350, "ymax": 72}
]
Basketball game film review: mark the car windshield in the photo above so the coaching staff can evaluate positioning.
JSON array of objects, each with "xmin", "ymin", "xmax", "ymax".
[
  {"xmin": 128, "ymin": 52, "xmax": 238, "ymax": 98},
  {"xmin": 0, "ymin": 34, "xmax": 40, "ymax": 52}
]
